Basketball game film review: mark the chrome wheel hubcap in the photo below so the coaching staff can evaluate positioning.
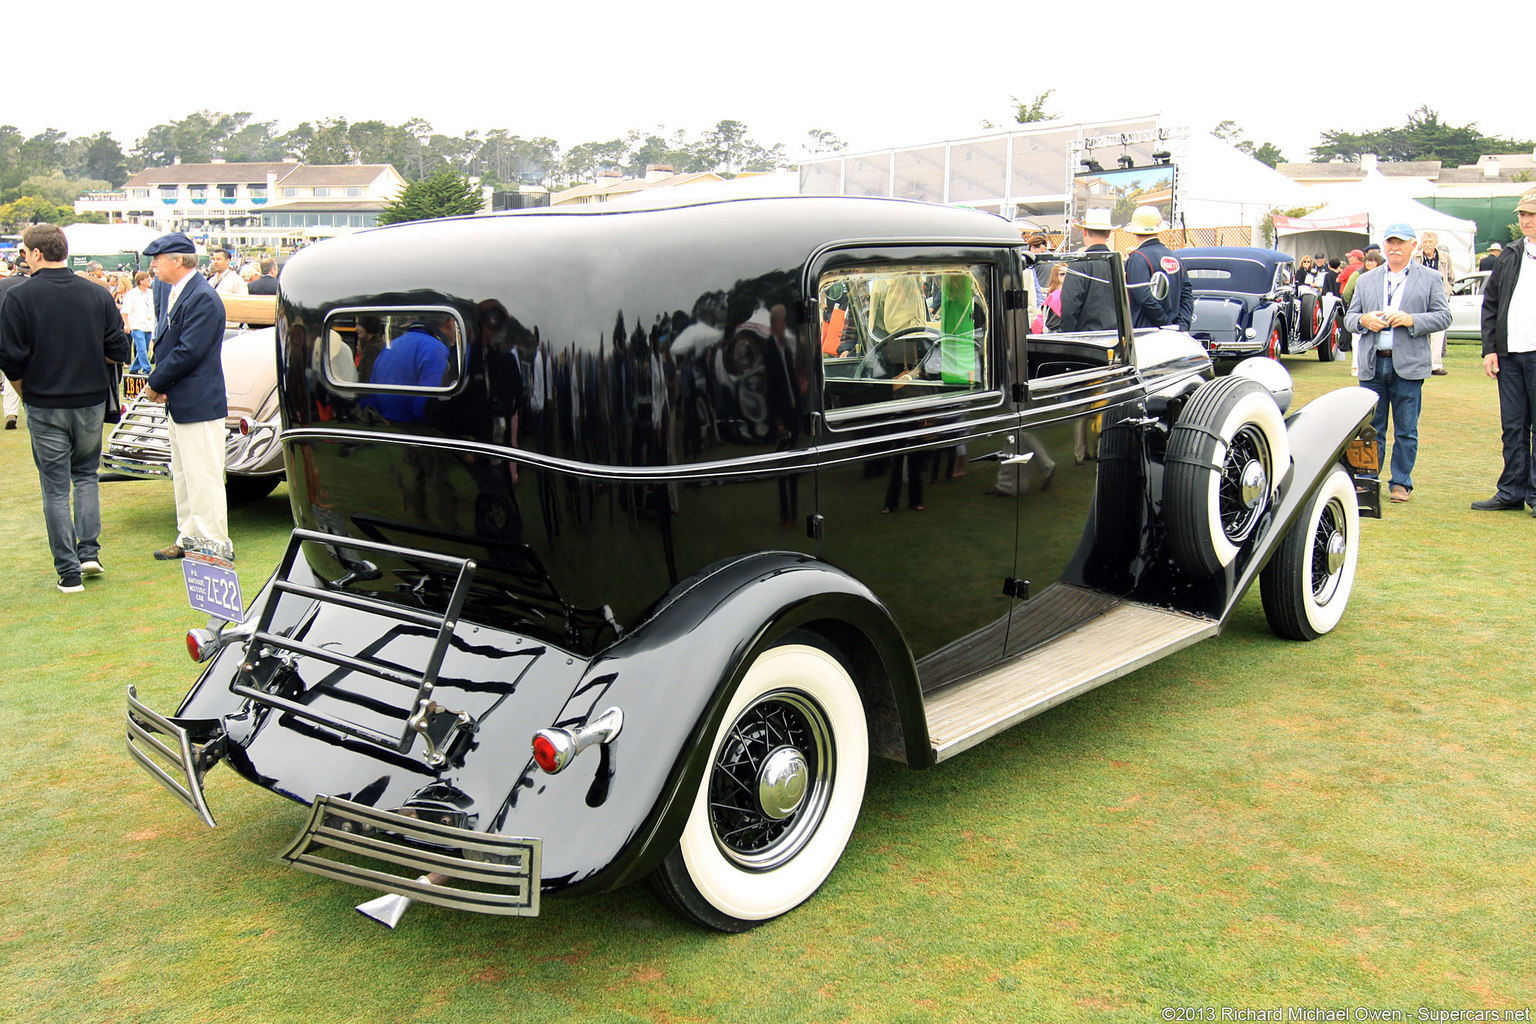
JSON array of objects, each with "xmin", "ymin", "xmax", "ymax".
[
  {"xmin": 758, "ymin": 747, "xmax": 809, "ymax": 820},
  {"xmin": 709, "ymin": 689, "xmax": 834, "ymax": 870}
]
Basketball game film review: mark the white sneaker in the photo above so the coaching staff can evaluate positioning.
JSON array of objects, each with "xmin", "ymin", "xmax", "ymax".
[{"xmin": 81, "ymin": 559, "xmax": 104, "ymax": 577}]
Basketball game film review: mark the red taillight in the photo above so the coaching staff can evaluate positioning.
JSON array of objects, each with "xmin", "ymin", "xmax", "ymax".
[
  {"xmin": 238, "ymin": 416, "xmax": 254, "ymax": 436},
  {"xmin": 186, "ymin": 631, "xmax": 203, "ymax": 662},
  {"xmin": 532, "ymin": 734, "xmax": 560, "ymax": 773}
]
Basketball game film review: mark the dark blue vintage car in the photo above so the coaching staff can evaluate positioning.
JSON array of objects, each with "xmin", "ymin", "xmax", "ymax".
[
  {"xmin": 127, "ymin": 197, "xmax": 1379, "ymax": 933},
  {"xmin": 1183, "ymin": 247, "xmax": 1341, "ymax": 362}
]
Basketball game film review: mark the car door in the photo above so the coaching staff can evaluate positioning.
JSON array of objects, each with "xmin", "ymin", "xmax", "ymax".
[
  {"xmin": 1007, "ymin": 250, "xmax": 1148, "ymax": 656},
  {"xmin": 810, "ymin": 247, "xmax": 1021, "ymax": 689}
]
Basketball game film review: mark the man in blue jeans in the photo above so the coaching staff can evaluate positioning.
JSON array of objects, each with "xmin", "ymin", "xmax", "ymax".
[
  {"xmin": 1472, "ymin": 187, "xmax": 1536, "ymax": 515},
  {"xmin": 1344, "ymin": 223, "xmax": 1452, "ymax": 503},
  {"xmin": 0, "ymin": 223, "xmax": 130, "ymax": 592}
]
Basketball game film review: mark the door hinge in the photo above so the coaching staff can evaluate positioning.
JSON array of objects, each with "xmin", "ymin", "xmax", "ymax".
[
  {"xmin": 1002, "ymin": 577, "xmax": 1030, "ymax": 600},
  {"xmin": 1004, "ymin": 288, "xmax": 1025, "ymax": 310},
  {"xmin": 797, "ymin": 298, "xmax": 818, "ymax": 324},
  {"xmin": 806, "ymin": 513, "xmax": 824, "ymax": 540},
  {"xmin": 1011, "ymin": 382, "xmax": 1026, "ymax": 403}
]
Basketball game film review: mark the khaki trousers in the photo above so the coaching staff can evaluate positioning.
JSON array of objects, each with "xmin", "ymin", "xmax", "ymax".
[{"xmin": 168, "ymin": 416, "xmax": 231, "ymax": 559}]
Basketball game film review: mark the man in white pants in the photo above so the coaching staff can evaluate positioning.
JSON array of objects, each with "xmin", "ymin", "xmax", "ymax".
[{"xmin": 141, "ymin": 233, "xmax": 232, "ymax": 561}]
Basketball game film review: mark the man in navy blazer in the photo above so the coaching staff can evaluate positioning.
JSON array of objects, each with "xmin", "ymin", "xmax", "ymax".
[
  {"xmin": 1344, "ymin": 222, "xmax": 1452, "ymax": 503},
  {"xmin": 142, "ymin": 232, "xmax": 232, "ymax": 561}
]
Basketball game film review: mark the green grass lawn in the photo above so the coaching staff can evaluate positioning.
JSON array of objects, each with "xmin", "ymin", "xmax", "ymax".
[{"xmin": 1, "ymin": 340, "xmax": 1531, "ymax": 1023}]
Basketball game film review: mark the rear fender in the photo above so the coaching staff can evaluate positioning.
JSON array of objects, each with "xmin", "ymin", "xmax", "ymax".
[
  {"xmin": 1250, "ymin": 305, "xmax": 1279, "ymax": 348},
  {"xmin": 537, "ymin": 551, "xmax": 921, "ymax": 896}
]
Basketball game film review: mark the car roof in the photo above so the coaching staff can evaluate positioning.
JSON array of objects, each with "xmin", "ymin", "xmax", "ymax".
[
  {"xmin": 1179, "ymin": 247, "xmax": 1289, "ymax": 294},
  {"xmin": 1176, "ymin": 246, "xmax": 1292, "ymax": 266}
]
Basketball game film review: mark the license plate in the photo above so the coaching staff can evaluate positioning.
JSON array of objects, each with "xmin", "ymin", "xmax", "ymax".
[{"xmin": 184, "ymin": 554, "xmax": 243, "ymax": 621}]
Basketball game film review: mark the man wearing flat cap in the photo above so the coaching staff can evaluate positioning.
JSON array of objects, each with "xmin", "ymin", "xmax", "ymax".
[
  {"xmin": 1344, "ymin": 222, "xmax": 1452, "ymax": 504},
  {"xmin": 142, "ymin": 232, "xmax": 232, "ymax": 561},
  {"xmin": 1471, "ymin": 187, "xmax": 1536, "ymax": 515}
]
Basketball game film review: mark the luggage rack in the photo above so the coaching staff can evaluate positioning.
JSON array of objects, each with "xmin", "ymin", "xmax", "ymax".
[{"xmin": 230, "ymin": 528, "xmax": 479, "ymax": 766}]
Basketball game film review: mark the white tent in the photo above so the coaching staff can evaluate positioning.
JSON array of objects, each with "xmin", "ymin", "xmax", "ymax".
[
  {"xmin": 61, "ymin": 222, "xmax": 166, "ymax": 258},
  {"xmin": 1176, "ymin": 133, "xmax": 1314, "ymax": 234},
  {"xmin": 1274, "ymin": 170, "xmax": 1477, "ymax": 275}
]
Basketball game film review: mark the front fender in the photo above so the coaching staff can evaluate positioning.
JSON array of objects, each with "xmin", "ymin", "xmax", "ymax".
[
  {"xmin": 524, "ymin": 551, "xmax": 922, "ymax": 897},
  {"xmin": 1318, "ymin": 293, "xmax": 1342, "ymax": 330}
]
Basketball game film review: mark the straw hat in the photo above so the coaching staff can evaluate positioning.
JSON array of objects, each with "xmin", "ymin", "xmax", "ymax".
[{"xmin": 1125, "ymin": 205, "xmax": 1169, "ymax": 235}]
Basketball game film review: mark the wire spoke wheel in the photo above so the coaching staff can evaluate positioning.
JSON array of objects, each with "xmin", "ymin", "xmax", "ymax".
[
  {"xmin": 1309, "ymin": 495, "xmax": 1349, "ymax": 605},
  {"xmin": 1216, "ymin": 425, "xmax": 1272, "ymax": 546},
  {"xmin": 709, "ymin": 691, "xmax": 833, "ymax": 871}
]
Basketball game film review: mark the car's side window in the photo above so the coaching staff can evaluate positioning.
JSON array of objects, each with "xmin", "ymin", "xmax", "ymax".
[
  {"xmin": 1025, "ymin": 252, "xmax": 1126, "ymax": 378},
  {"xmin": 819, "ymin": 264, "xmax": 991, "ymax": 414}
]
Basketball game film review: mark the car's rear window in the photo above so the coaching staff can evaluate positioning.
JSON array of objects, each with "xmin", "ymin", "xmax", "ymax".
[{"xmin": 316, "ymin": 308, "xmax": 467, "ymax": 424}]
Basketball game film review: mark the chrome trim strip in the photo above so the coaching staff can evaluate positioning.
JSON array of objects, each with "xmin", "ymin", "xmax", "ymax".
[
  {"xmin": 278, "ymin": 796, "xmax": 541, "ymax": 917},
  {"xmin": 125, "ymin": 685, "xmax": 217, "ymax": 828},
  {"xmin": 281, "ymin": 426, "xmax": 819, "ymax": 482},
  {"xmin": 1026, "ymin": 364, "xmax": 1137, "ymax": 398}
]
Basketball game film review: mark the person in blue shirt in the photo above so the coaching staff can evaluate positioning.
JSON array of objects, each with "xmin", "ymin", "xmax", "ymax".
[{"xmin": 359, "ymin": 322, "xmax": 451, "ymax": 421}]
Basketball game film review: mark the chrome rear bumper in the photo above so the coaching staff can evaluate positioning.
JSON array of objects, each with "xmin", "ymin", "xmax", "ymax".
[
  {"xmin": 125, "ymin": 685, "xmax": 223, "ymax": 827},
  {"xmin": 278, "ymin": 795, "xmax": 542, "ymax": 917}
]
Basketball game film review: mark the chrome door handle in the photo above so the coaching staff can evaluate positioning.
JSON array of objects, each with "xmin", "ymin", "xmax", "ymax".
[{"xmin": 1000, "ymin": 453, "xmax": 1035, "ymax": 466}]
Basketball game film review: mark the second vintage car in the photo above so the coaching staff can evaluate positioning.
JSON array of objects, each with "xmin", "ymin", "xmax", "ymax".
[
  {"xmin": 1183, "ymin": 246, "xmax": 1342, "ymax": 363},
  {"xmin": 103, "ymin": 295, "xmax": 286, "ymax": 503},
  {"xmin": 127, "ymin": 197, "xmax": 1379, "ymax": 934}
]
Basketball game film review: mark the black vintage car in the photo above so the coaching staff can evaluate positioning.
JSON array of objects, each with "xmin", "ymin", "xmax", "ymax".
[
  {"xmin": 127, "ymin": 197, "xmax": 1379, "ymax": 933},
  {"xmin": 1183, "ymin": 246, "xmax": 1342, "ymax": 362}
]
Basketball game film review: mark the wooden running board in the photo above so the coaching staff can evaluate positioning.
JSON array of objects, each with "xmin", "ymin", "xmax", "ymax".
[{"xmin": 923, "ymin": 602, "xmax": 1219, "ymax": 762}]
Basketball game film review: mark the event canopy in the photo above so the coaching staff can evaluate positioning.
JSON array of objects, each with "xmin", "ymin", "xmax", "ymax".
[{"xmin": 1273, "ymin": 170, "xmax": 1477, "ymax": 275}]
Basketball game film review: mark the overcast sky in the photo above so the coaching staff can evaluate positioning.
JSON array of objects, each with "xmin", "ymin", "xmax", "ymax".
[{"xmin": 13, "ymin": 2, "xmax": 1525, "ymax": 168}]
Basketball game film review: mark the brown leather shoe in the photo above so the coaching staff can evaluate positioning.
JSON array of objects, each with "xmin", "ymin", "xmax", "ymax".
[
  {"xmin": 1390, "ymin": 485, "xmax": 1411, "ymax": 503},
  {"xmin": 153, "ymin": 544, "xmax": 185, "ymax": 560},
  {"xmin": 1432, "ymin": 368, "xmax": 1448, "ymax": 375}
]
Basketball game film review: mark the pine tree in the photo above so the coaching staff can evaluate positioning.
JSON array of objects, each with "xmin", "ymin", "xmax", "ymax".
[{"xmin": 377, "ymin": 169, "xmax": 484, "ymax": 225}]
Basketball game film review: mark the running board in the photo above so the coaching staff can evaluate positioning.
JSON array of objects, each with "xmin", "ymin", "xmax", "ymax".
[{"xmin": 923, "ymin": 602, "xmax": 1218, "ymax": 762}]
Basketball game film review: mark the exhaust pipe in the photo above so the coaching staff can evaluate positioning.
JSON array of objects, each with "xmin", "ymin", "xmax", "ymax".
[{"xmin": 354, "ymin": 872, "xmax": 450, "ymax": 929}]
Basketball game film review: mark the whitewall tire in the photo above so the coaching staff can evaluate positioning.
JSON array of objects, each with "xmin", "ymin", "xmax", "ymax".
[
  {"xmin": 1260, "ymin": 464, "xmax": 1360, "ymax": 640},
  {"xmin": 651, "ymin": 643, "xmax": 868, "ymax": 931}
]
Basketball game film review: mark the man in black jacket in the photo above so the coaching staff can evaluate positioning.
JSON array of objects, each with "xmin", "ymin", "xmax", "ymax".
[
  {"xmin": 247, "ymin": 258, "xmax": 278, "ymax": 295},
  {"xmin": 1058, "ymin": 210, "xmax": 1118, "ymax": 333},
  {"xmin": 0, "ymin": 223, "xmax": 130, "ymax": 592},
  {"xmin": 1471, "ymin": 188, "xmax": 1536, "ymax": 515}
]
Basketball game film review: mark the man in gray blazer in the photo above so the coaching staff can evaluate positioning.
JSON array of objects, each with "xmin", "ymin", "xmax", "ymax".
[{"xmin": 1344, "ymin": 222, "xmax": 1452, "ymax": 503}]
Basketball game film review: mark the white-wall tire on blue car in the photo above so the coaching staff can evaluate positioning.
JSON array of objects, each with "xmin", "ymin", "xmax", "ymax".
[{"xmin": 651, "ymin": 642, "xmax": 869, "ymax": 932}]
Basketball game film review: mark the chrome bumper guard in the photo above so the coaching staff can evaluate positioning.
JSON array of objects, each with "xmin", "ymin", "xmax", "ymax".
[
  {"xmin": 125, "ymin": 685, "xmax": 224, "ymax": 828},
  {"xmin": 278, "ymin": 795, "xmax": 541, "ymax": 917}
]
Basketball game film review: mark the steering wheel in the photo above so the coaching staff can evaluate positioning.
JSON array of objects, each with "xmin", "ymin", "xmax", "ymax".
[{"xmin": 855, "ymin": 325, "xmax": 943, "ymax": 380}]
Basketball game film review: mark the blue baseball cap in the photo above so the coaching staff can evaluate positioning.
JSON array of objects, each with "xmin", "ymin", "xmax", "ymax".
[
  {"xmin": 142, "ymin": 232, "xmax": 196, "ymax": 257},
  {"xmin": 1382, "ymin": 222, "xmax": 1417, "ymax": 241}
]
